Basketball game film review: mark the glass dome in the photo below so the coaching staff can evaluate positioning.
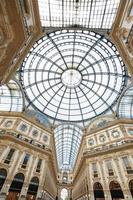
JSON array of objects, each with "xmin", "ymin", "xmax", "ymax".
[
  {"xmin": 117, "ymin": 85, "xmax": 133, "ymax": 119},
  {"xmin": 20, "ymin": 30, "xmax": 126, "ymax": 124}
]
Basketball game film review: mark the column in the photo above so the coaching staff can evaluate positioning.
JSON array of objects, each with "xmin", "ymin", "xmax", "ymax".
[
  {"xmin": 98, "ymin": 161, "xmax": 112, "ymax": 200},
  {"xmin": 88, "ymin": 164, "xmax": 95, "ymax": 200},
  {"xmin": 0, "ymin": 149, "xmax": 23, "ymax": 200},
  {"xmin": 0, "ymin": 146, "xmax": 10, "ymax": 163},
  {"xmin": 112, "ymin": 157, "xmax": 127, "ymax": 199},
  {"xmin": 0, "ymin": 178, "xmax": 12, "ymax": 200},
  {"xmin": 36, "ymin": 159, "xmax": 48, "ymax": 200},
  {"xmin": 19, "ymin": 155, "xmax": 37, "ymax": 200},
  {"xmin": 123, "ymin": 189, "xmax": 133, "ymax": 200}
]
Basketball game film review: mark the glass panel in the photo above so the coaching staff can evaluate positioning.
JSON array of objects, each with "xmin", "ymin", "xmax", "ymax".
[
  {"xmin": 20, "ymin": 30, "xmax": 126, "ymax": 124},
  {"xmin": 21, "ymin": 153, "xmax": 30, "ymax": 168},
  {"xmin": 38, "ymin": 0, "xmax": 120, "ymax": 30},
  {"xmin": 0, "ymin": 80, "xmax": 23, "ymax": 112},
  {"xmin": 54, "ymin": 124, "xmax": 83, "ymax": 171},
  {"xmin": 118, "ymin": 86, "xmax": 133, "ymax": 119}
]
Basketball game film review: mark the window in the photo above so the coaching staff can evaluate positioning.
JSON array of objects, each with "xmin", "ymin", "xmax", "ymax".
[
  {"xmin": 128, "ymin": 129, "xmax": 133, "ymax": 135},
  {"xmin": 99, "ymin": 135, "xmax": 106, "ymax": 142},
  {"xmin": 4, "ymin": 148, "xmax": 15, "ymax": 164},
  {"xmin": 62, "ymin": 172, "xmax": 68, "ymax": 184},
  {"xmin": 19, "ymin": 123, "xmax": 28, "ymax": 132},
  {"xmin": 92, "ymin": 163, "xmax": 98, "ymax": 178},
  {"xmin": 88, "ymin": 138, "xmax": 94, "ymax": 146},
  {"xmin": 21, "ymin": 153, "xmax": 30, "ymax": 169},
  {"xmin": 122, "ymin": 156, "xmax": 133, "ymax": 174},
  {"xmin": 36, "ymin": 159, "xmax": 42, "ymax": 173},
  {"xmin": 112, "ymin": 131, "xmax": 120, "ymax": 138},
  {"xmin": 106, "ymin": 160, "xmax": 114, "ymax": 176}
]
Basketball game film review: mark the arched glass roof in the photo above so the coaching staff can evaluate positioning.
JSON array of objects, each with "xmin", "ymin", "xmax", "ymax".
[
  {"xmin": 20, "ymin": 30, "xmax": 126, "ymax": 125},
  {"xmin": 117, "ymin": 85, "xmax": 133, "ymax": 119},
  {"xmin": 38, "ymin": 0, "xmax": 120, "ymax": 29},
  {"xmin": 54, "ymin": 124, "xmax": 83, "ymax": 171},
  {"xmin": 0, "ymin": 80, "xmax": 23, "ymax": 112}
]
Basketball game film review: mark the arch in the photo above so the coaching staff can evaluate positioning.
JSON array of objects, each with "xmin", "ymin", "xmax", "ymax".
[
  {"xmin": 117, "ymin": 85, "xmax": 133, "ymax": 119},
  {"xmin": 9, "ymin": 173, "xmax": 25, "ymax": 192},
  {"xmin": 7, "ymin": 173, "xmax": 24, "ymax": 200},
  {"xmin": 62, "ymin": 172, "xmax": 68, "ymax": 183},
  {"xmin": 0, "ymin": 168, "xmax": 7, "ymax": 190},
  {"xmin": 27, "ymin": 176, "xmax": 39, "ymax": 195},
  {"xmin": 60, "ymin": 188, "xmax": 68, "ymax": 200},
  {"xmin": 129, "ymin": 179, "xmax": 133, "ymax": 197},
  {"xmin": 93, "ymin": 182, "xmax": 104, "ymax": 199},
  {"xmin": 109, "ymin": 180, "xmax": 124, "ymax": 199}
]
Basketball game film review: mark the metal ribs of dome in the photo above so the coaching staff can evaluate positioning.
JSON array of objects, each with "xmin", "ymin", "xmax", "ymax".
[{"xmin": 20, "ymin": 30, "xmax": 126, "ymax": 124}]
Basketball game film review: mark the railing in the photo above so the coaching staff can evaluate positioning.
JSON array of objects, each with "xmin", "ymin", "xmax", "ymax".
[
  {"xmin": 84, "ymin": 139, "xmax": 133, "ymax": 156},
  {"xmin": 0, "ymin": 130, "xmax": 51, "ymax": 152},
  {"xmin": 18, "ymin": 0, "xmax": 32, "ymax": 36}
]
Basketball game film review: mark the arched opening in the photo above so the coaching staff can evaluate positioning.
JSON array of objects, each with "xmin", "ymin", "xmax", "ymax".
[
  {"xmin": 129, "ymin": 179, "xmax": 133, "ymax": 198},
  {"xmin": 93, "ymin": 182, "xmax": 105, "ymax": 200},
  {"xmin": 60, "ymin": 188, "xmax": 68, "ymax": 200},
  {"xmin": 109, "ymin": 181, "xmax": 124, "ymax": 199},
  {"xmin": 27, "ymin": 177, "xmax": 39, "ymax": 200},
  {"xmin": 0, "ymin": 168, "xmax": 7, "ymax": 191},
  {"xmin": 62, "ymin": 172, "xmax": 68, "ymax": 184},
  {"xmin": 7, "ymin": 173, "xmax": 24, "ymax": 200}
]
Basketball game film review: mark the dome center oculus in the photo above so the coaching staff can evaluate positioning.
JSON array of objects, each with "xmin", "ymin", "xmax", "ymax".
[{"xmin": 61, "ymin": 69, "xmax": 82, "ymax": 88}]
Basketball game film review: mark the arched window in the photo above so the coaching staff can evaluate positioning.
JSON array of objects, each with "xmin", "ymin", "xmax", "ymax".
[
  {"xmin": 93, "ymin": 182, "xmax": 104, "ymax": 199},
  {"xmin": 9, "ymin": 173, "xmax": 25, "ymax": 192},
  {"xmin": 62, "ymin": 172, "xmax": 68, "ymax": 183},
  {"xmin": 0, "ymin": 168, "xmax": 7, "ymax": 190},
  {"xmin": 27, "ymin": 177, "xmax": 39, "ymax": 195},
  {"xmin": 109, "ymin": 181, "xmax": 124, "ymax": 199},
  {"xmin": 60, "ymin": 188, "xmax": 68, "ymax": 200}
]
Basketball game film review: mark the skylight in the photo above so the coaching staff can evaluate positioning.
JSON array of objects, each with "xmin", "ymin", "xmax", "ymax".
[
  {"xmin": 38, "ymin": 0, "xmax": 120, "ymax": 29},
  {"xmin": 0, "ymin": 80, "xmax": 23, "ymax": 112},
  {"xmin": 54, "ymin": 124, "xmax": 83, "ymax": 170},
  {"xmin": 20, "ymin": 30, "xmax": 126, "ymax": 125}
]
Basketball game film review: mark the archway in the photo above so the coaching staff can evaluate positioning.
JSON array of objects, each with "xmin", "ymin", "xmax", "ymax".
[
  {"xmin": 27, "ymin": 177, "xmax": 39, "ymax": 200},
  {"xmin": 0, "ymin": 168, "xmax": 7, "ymax": 191},
  {"xmin": 93, "ymin": 182, "xmax": 105, "ymax": 200},
  {"xmin": 109, "ymin": 181, "xmax": 124, "ymax": 199},
  {"xmin": 62, "ymin": 172, "xmax": 68, "ymax": 184},
  {"xmin": 7, "ymin": 173, "xmax": 25, "ymax": 200},
  {"xmin": 129, "ymin": 179, "xmax": 133, "ymax": 198},
  {"xmin": 60, "ymin": 188, "xmax": 68, "ymax": 200}
]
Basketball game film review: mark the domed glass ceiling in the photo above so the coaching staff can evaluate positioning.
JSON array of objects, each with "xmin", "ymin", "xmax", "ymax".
[{"xmin": 20, "ymin": 30, "xmax": 126, "ymax": 124}]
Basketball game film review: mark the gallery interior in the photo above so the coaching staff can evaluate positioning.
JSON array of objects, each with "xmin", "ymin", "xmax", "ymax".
[{"xmin": 0, "ymin": 0, "xmax": 133, "ymax": 199}]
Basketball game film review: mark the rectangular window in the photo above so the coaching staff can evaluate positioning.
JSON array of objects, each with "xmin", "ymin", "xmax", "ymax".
[
  {"xmin": 36, "ymin": 159, "xmax": 42, "ymax": 173},
  {"xmin": 106, "ymin": 160, "xmax": 114, "ymax": 176},
  {"xmin": 21, "ymin": 153, "xmax": 30, "ymax": 169},
  {"xmin": 122, "ymin": 156, "xmax": 133, "ymax": 174},
  {"xmin": 92, "ymin": 163, "xmax": 98, "ymax": 178},
  {"xmin": 4, "ymin": 148, "xmax": 15, "ymax": 164}
]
